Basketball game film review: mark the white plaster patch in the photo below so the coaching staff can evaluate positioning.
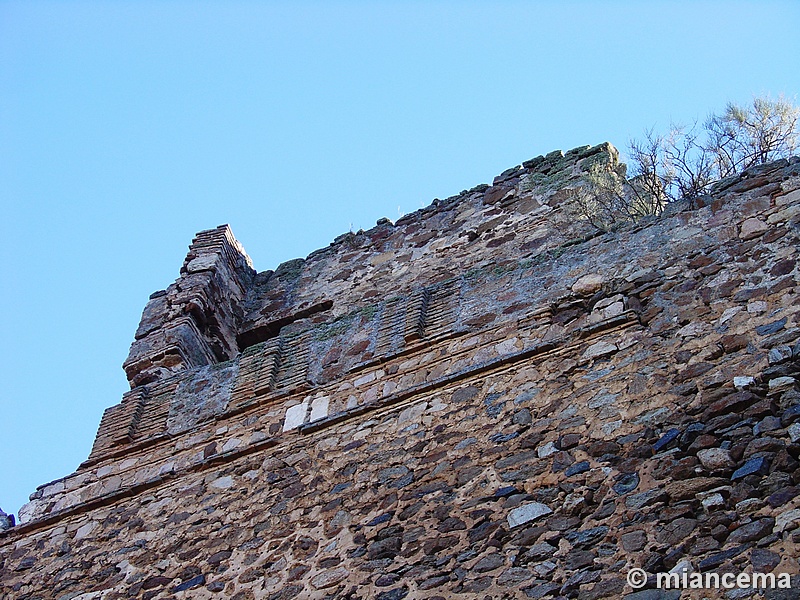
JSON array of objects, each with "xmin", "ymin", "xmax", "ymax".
[
  {"xmin": 283, "ymin": 400, "xmax": 309, "ymax": 431},
  {"xmin": 507, "ymin": 502, "xmax": 552, "ymax": 528},
  {"xmin": 583, "ymin": 341, "xmax": 617, "ymax": 360},
  {"xmin": 310, "ymin": 396, "xmax": 330, "ymax": 422},
  {"xmin": 96, "ymin": 465, "xmax": 114, "ymax": 478},
  {"xmin": 719, "ymin": 306, "xmax": 742, "ymax": 324},
  {"xmin": 537, "ymin": 441, "xmax": 557, "ymax": 458},
  {"xmin": 74, "ymin": 521, "xmax": 98, "ymax": 540},
  {"xmin": 210, "ymin": 476, "xmax": 234, "ymax": 489},
  {"xmin": 398, "ymin": 401, "xmax": 427, "ymax": 424}
]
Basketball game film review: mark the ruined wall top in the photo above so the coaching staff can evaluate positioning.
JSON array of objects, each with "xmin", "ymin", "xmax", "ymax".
[
  {"xmin": 4, "ymin": 142, "xmax": 800, "ymax": 600},
  {"xmin": 123, "ymin": 143, "xmax": 620, "ymax": 389},
  {"xmin": 13, "ymin": 143, "xmax": 800, "ymax": 530}
]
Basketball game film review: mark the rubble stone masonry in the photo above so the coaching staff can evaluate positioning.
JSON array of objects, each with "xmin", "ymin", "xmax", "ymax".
[{"xmin": 2, "ymin": 144, "xmax": 800, "ymax": 599}]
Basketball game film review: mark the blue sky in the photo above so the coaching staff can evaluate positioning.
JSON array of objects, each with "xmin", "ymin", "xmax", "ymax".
[{"xmin": 1, "ymin": 1, "xmax": 798, "ymax": 516}]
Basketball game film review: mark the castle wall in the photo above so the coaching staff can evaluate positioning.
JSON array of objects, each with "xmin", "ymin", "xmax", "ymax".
[{"xmin": 2, "ymin": 147, "xmax": 800, "ymax": 599}]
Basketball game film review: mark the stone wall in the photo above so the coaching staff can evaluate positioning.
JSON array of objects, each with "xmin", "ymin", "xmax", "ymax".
[{"xmin": 2, "ymin": 145, "xmax": 800, "ymax": 600}]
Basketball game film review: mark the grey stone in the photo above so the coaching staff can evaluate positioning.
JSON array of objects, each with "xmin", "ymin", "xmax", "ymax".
[
  {"xmin": 774, "ymin": 508, "xmax": 800, "ymax": 532},
  {"xmin": 565, "ymin": 460, "xmax": 590, "ymax": 476},
  {"xmin": 566, "ymin": 526, "xmax": 609, "ymax": 548},
  {"xmin": 756, "ymin": 318, "xmax": 787, "ymax": 336},
  {"xmin": 624, "ymin": 590, "xmax": 681, "ymax": 600},
  {"xmin": 751, "ymin": 548, "xmax": 781, "ymax": 572},
  {"xmin": 732, "ymin": 457, "xmax": 770, "ymax": 480},
  {"xmin": 507, "ymin": 502, "xmax": 553, "ymax": 528},
  {"xmin": 613, "ymin": 472, "xmax": 640, "ymax": 495},
  {"xmin": 525, "ymin": 542, "xmax": 557, "ymax": 561},
  {"xmin": 782, "ymin": 404, "xmax": 800, "ymax": 426},
  {"xmin": 0, "ymin": 508, "xmax": 14, "ymax": 531},
  {"xmin": 620, "ymin": 530, "xmax": 647, "ymax": 552},
  {"xmin": 473, "ymin": 552, "xmax": 505, "ymax": 572},
  {"xmin": 764, "ymin": 575, "xmax": 800, "ymax": 599},
  {"xmin": 524, "ymin": 583, "xmax": 561, "ymax": 599},
  {"xmin": 513, "ymin": 409, "xmax": 532, "ymax": 425},
  {"xmin": 564, "ymin": 549, "xmax": 595, "ymax": 569},
  {"xmin": 497, "ymin": 567, "xmax": 533, "ymax": 585},
  {"xmin": 769, "ymin": 377, "xmax": 796, "ymax": 395},
  {"xmin": 697, "ymin": 448, "xmax": 735, "ymax": 471},
  {"xmin": 697, "ymin": 545, "xmax": 748, "ymax": 570},
  {"xmin": 753, "ymin": 416, "xmax": 782, "ymax": 435},
  {"xmin": 740, "ymin": 217, "xmax": 768, "ymax": 240},
  {"xmin": 653, "ymin": 428, "xmax": 681, "ymax": 453},
  {"xmin": 494, "ymin": 486, "xmax": 520, "ymax": 498},
  {"xmin": 727, "ymin": 518, "xmax": 775, "ymax": 544},
  {"xmin": 769, "ymin": 345, "xmax": 793, "ymax": 365},
  {"xmin": 454, "ymin": 437, "xmax": 477, "ymax": 450},
  {"xmin": 560, "ymin": 567, "xmax": 600, "ymax": 592},
  {"xmin": 625, "ymin": 488, "xmax": 665, "ymax": 510},
  {"xmin": 376, "ymin": 588, "xmax": 409, "ymax": 600},
  {"xmin": 173, "ymin": 574, "xmax": 205, "ymax": 592}
]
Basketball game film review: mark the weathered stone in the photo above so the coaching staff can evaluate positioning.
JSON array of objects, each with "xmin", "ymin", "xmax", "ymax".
[
  {"xmin": 769, "ymin": 376, "xmax": 796, "ymax": 394},
  {"xmin": 620, "ymin": 530, "xmax": 647, "ymax": 552},
  {"xmin": 613, "ymin": 472, "xmax": 640, "ymax": 495},
  {"xmin": 704, "ymin": 391, "xmax": 757, "ymax": 419},
  {"xmin": 4, "ymin": 150, "xmax": 800, "ymax": 600},
  {"xmin": 652, "ymin": 428, "xmax": 681, "ymax": 453},
  {"xmin": 754, "ymin": 415, "xmax": 782, "ymax": 435},
  {"xmin": 583, "ymin": 577, "xmax": 626, "ymax": 600},
  {"xmin": 700, "ymin": 491, "xmax": 725, "ymax": 510},
  {"xmin": 507, "ymin": 502, "xmax": 552, "ymax": 528},
  {"xmin": 733, "ymin": 376, "xmax": 756, "ymax": 389},
  {"xmin": 769, "ymin": 345, "xmax": 794, "ymax": 365},
  {"xmin": 624, "ymin": 590, "xmax": 681, "ymax": 600},
  {"xmin": 697, "ymin": 448, "xmax": 735, "ymax": 471},
  {"xmin": 473, "ymin": 553, "xmax": 505, "ymax": 572},
  {"xmin": 774, "ymin": 508, "xmax": 800, "ymax": 533},
  {"xmin": 731, "ymin": 457, "xmax": 770, "ymax": 481},
  {"xmin": 310, "ymin": 567, "xmax": 349, "ymax": 589},
  {"xmin": 782, "ymin": 404, "xmax": 800, "ymax": 426},
  {"xmin": 583, "ymin": 341, "xmax": 618, "ymax": 360},
  {"xmin": 376, "ymin": 588, "xmax": 409, "ymax": 600},
  {"xmin": 727, "ymin": 518, "xmax": 775, "ymax": 544},
  {"xmin": 173, "ymin": 574, "xmax": 205, "ymax": 592},
  {"xmin": 564, "ymin": 460, "xmax": 590, "ymax": 476},
  {"xmin": 739, "ymin": 217, "xmax": 768, "ymax": 240},
  {"xmin": 525, "ymin": 542, "xmax": 557, "ymax": 561},
  {"xmin": 572, "ymin": 273, "xmax": 605, "ymax": 295},
  {"xmin": 625, "ymin": 488, "xmax": 666, "ymax": 509},
  {"xmin": 698, "ymin": 548, "xmax": 741, "ymax": 572},
  {"xmin": 788, "ymin": 423, "xmax": 800, "ymax": 443},
  {"xmin": 750, "ymin": 548, "xmax": 781, "ymax": 572},
  {"xmin": 656, "ymin": 517, "xmax": 696, "ymax": 546},
  {"xmin": 665, "ymin": 477, "xmax": 727, "ymax": 500},
  {"xmin": 757, "ymin": 318, "xmax": 788, "ymax": 336},
  {"xmin": 566, "ymin": 526, "xmax": 608, "ymax": 548},
  {"xmin": 524, "ymin": 582, "xmax": 561, "ymax": 598}
]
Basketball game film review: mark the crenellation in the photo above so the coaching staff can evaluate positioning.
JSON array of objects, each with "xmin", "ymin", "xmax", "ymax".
[{"xmin": 3, "ymin": 146, "xmax": 800, "ymax": 599}]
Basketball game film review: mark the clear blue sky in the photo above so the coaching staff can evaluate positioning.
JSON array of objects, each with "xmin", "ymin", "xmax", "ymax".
[{"xmin": 1, "ymin": 1, "xmax": 798, "ymax": 516}]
